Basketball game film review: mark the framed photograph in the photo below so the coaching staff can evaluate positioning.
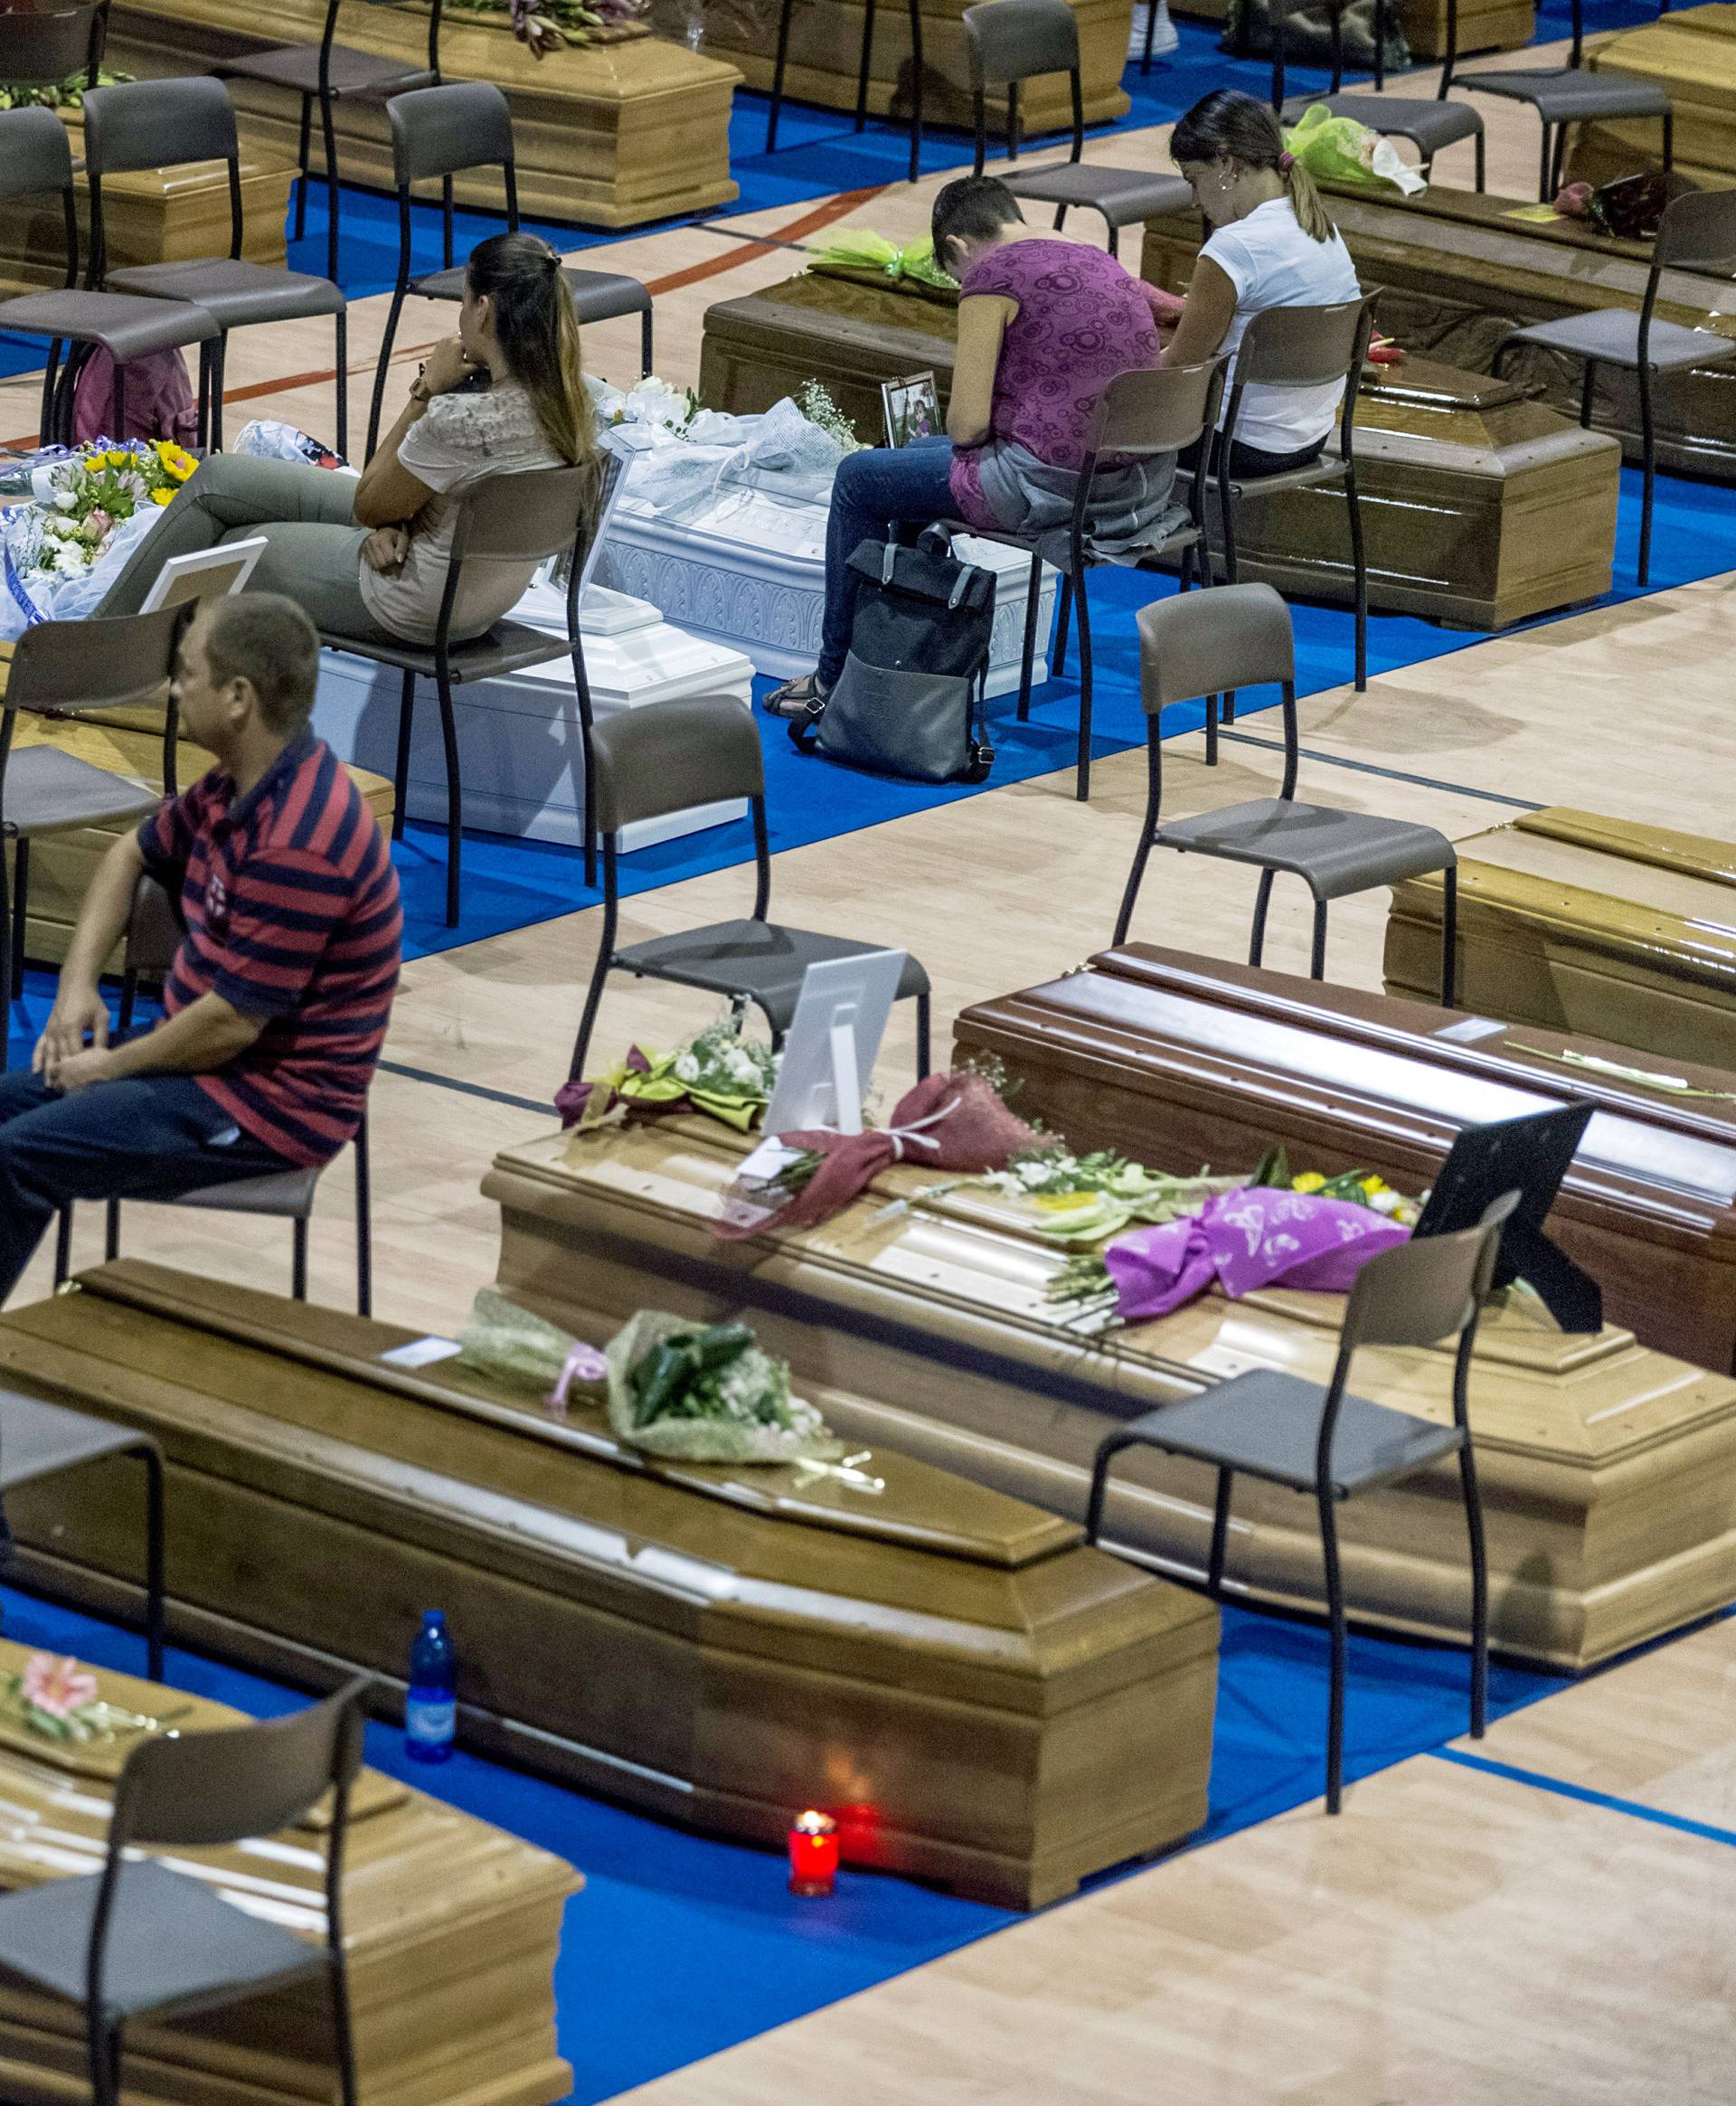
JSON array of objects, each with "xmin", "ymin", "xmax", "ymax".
[
  {"xmin": 762, "ymin": 949, "xmax": 908, "ymax": 1138},
  {"xmin": 137, "ymin": 535, "xmax": 269, "ymax": 614},
  {"xmin": 882, "ymin": 371, "xmax": 940, "ymax": 449}
]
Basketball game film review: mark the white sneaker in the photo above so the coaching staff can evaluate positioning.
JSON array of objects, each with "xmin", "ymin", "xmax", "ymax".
[{"xmin": 1129, "ymin": 0, "xmax": 1179, "ymax": 60}]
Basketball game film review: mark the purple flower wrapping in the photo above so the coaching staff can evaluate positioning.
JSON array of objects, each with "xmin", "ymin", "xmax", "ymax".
[{"xmin": 1102, "ymin": 1190, "xmax": 1410, "ymax": 1321}]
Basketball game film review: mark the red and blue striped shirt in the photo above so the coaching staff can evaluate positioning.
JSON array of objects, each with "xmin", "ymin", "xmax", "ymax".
[{"xmin": 136, "ymin": 732, "xmax": 402, "ymax": 1166}]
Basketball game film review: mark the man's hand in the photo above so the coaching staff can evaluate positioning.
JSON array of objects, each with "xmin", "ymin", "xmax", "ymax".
[
  {"xmin": 419, "ymin": 336, "xmax": 482, "ymax": 397},
  {"xmin": 51, "ymin": 1044, "xmax": 118, "ymax": 1095},
  {"xmin": 361, "ymin": 524, "xmax": 410, "ymax": 574},
  {"xmin": 33, "ymin": 985, "xmax": 111, "ymax": 1086}
]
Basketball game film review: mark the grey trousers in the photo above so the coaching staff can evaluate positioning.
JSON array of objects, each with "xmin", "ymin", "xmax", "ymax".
[{"xmin": 98, "ymin": 452, "xmax": 401, "ymax": 643}]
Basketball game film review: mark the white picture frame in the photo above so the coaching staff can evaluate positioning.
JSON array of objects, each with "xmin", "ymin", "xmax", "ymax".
[
  {"xmin": 136, "ymin": 535, "xmax": 269, "ymax": 614},
  {"xmin": 763, "ymin": 949, "xmax": 908, "ymax": 1138}
]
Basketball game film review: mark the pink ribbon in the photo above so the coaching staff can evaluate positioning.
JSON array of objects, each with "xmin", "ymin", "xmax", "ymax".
[{"xmin": 548, "ymin": 1341, "xmax": 609, "ymax": 1419}]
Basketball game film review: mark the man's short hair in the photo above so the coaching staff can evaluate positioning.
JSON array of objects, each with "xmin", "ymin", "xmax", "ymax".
[
  {"xmin": 196, "ymin": 592, "xmax": 319, "ymax": 737},
  {"xmin": 930, "ymin": 175, "xmax": 1024, "ymax": 275}
]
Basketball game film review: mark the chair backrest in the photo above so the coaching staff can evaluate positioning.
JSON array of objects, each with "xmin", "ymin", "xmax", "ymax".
[
  {"xmin": 962, "ymin": 0, "xmax": 1079, "ymax": 89},
  {"xmin": 82, "ymin": 74, "xmax": 237, "ymax": 179},
  {"xmin": 1090, "ymin": 355, "xmax": 1225, "ymax": 461},
  {"xmin": 1340, "ymin": 1194, "xmax": 1516, "ymax": 1355},
  {"xmin": 3, "ymin": 604, "xmax": 184, "ymax": 721},
  {"xmin": 1, "ymin": 1, "xmax": 103, "ymax": 87},
  {"xmin": 590, "ymin": 693, "xmax": 764, "ymax": 836},
  {"xmin": 389, "ymin": 79, "xmax": 514, "ymax": 190},
  {"xmin": 1654, "ymin": 187, "xmax": 1736, "ymax": 279},
  {"xmin": 0, "ymin": 102, "xmax": 76, "ymax": 204},
  {"xmin": 1137, "ymin": 578, "xmax": 1292, "ymax": 711},
  {"xmin": 125, "ymin": 871, "xmax": 183, "ymax": 983},
  {"xmin": 446, "ymin": 461, "xmax": 594, "ymax": 571},
  {"xmin": 1231, "ymin": 293, "xmax": 1372, "ymax": 392}
]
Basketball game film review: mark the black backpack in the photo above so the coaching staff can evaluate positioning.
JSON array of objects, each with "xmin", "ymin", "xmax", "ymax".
[{"xmin": 791, "ymin": 527, "xmax": 996, "ymax": 785}]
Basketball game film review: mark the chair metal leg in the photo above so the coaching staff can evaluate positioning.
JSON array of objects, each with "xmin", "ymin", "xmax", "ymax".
[
  {"xmin": 52, "ymin": 1207, "xmax": 72, "ymax": 1288},
  {"xmin": 320, "ymin": 90, "xmax": 341, "ymax": 287},
  {"xmin": 1205, "ymin": 692, "xmax": 1219, "ymax": 767},
  {"xmin": 87, "ymin": 2012, "xmax": 121, "ymax": 2106},
  {"xmin": 1014, "ymin": 551, "xmax": 1043, "ymax": 722},
  {"xmin": 1460, "ymin": 1438, "xmax": 1490, "ymax": 1739},
  {"xmin": 11, "ymin": 835, "xmax": 28, "ymax": 996},
  {"xmin": 1142, "ymin": 0, "xmax": 1159, "ymax": 69},
  {"xmin": 1637, "ymin": 352, "xmax": 1656, "ymax": 588},
  {"xmin": 1473, "ymin": 123, "xmax": 1486, "ymax": 191},
  {"xmin": 208, "ymin": 335, "xmax": 226, "ymax": 455},
  {"xmin": 1053, "ymin": 570, "xmax": 1072, "ymax": 673},
  {"xmin": 1319, "ymin": 1485, "xmax": 1347, "ymax": 1813},
  {"xmin": 330, "ymin": 1948, "xmax": 360, "ymax": 2106},
  {"xmin": 1578, "ymin": 357, "xmax": 1596, "ymax": 429},
  {"xmin": 1439, "ymin": 863, "xmax": 1458, "ymax": 1007},
  {"xmin": 332, "ymin": 308, "xmax": 348, "ymax": 463},
  {"xmin": 854, "ymin": 0, "xmax": 876, "ymax": 131},
  {"xmin": 639, "ymin": 304, "xmax": 654, "ymax": 382},
  {"xmin": 906, "ymin": 0, "xmax": 923, "ymax": 184},
  {"xmin": 0, "ymin": 837, "xmax": 11, "ymax": 1070},
  {"xmin": 913, "ymin": 987, "xmax": 931, "ymax": 1081},
  {"xmin": 436, "ymin": 672, "xmax": 464, "ymax": 927},
  {"xmin": 1537, "ymin": 120, "xmax": 1552, "ymax": 203},
  {"xmin": 139, "ymin": 1443, "xmax": 165, "ymax": 1683},
  {"xmin": 1249, "ymin": 868, "xmax": 1277, "ymax": 968},
  {"xmin": 569, "ymin": 947, "xmax": 613, "ymax": 1082},
  {"xmin": 1346, "ymin": 461, "xmax": 1368, "ymax": 691},
  {"xmin": 392, "ymin": 668, "xmax": 414, "ymax": 841},
  {"xmin": 105, "ymin": 1197, "xmax": 121, "ymax": 1261},
  {"xmin": 353, "ymin": 1119, "xmax": 373, "ymax": 1318},
  {"xmin": 367, "ymin": 284, "xmax": 409, "ymax": 460},
  {"xmin": 1660, "ymin": 106, "xmax": 1674, "ymax": 174},
  {"xmin": 1073, "ymin": 566, "xmax": 1093, "ymax": 801},
  {"xmin": 294, "ymin": 93, "xmax": 313, "ymax": 239},
  {"xmin": 291, "ymin": 1215, "xmax": 309, "ymax": 1302},
  {"xmin": 766, "ymin": 0, "xmax": 794, "ymax": 153},
  {"xmin": 1548, "ymin": 120, "xmax": 1570, "ymax": 199},
  {"xmin": 1112, "ymin": 730, "xmax": 1163, "ymax": 948},
  {"xmin": 1206, "ymin": 1467, "xmax": 1233, "ymax": 1596},
  {"xmin": 1310, "ymin": 896, "xmax": 1328, "ymax": 979},
  {"xmin": 1083, "ymin": 1435, "xmax": 1135, "ymax": 1546}
]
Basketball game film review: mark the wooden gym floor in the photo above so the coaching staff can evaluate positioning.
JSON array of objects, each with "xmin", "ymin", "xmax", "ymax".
[{"xmin": 4, "ymin": 49, "xmax": 1734, "ymax": 2101}]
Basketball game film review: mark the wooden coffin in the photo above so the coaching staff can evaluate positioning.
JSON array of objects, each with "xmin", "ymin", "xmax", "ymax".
[
  {"xmin": 686, "ymin": 0, "xmax": 1130, "ymax": 133},
  {"xmin": 1385, "ymin": 807, "xmax": 1736, "ymax": 1076},
  {"xmin": 1572, "ymin": 4, "xmax": 1736, "ymax": 192},
  {"xmin": 108, "ymin": 0, "xmax": 740, "ymax": 231},
  {"xmin": 476, "ymin": 1115, "xmax": 1736, "ymax": 1673},
  {"xmin": 0, "ymin": 1640, "xmax": 576, "ymax": 2106},
  {"xmin": 1143, "ymin": 183, "xmax": 1736, "ymax": 479},
  {"xmin": 0, "ymin": 1261, "xmax": 1218, "ymax": 1912},
  {"xmin": 953, "ymin": 940, "xmax": 1736, "ymax": 1379},
  {"xmin": 698, "ymin": 272, "xmax": 1619, "ymax": 627}
]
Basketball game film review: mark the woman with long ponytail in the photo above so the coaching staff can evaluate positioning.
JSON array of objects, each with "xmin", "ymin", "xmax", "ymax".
[
  {"xmin": 100, "ymin": 230, "xmax": 601, "ymax": 647},
  {"xmin": 1161, "ymin": 90, "xmax": 1362, "ymax": 476}
]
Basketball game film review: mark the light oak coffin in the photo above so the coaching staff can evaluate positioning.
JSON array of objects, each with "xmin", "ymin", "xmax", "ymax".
[
  {"xmin": 0, "ymin": 1262, "xmax": 1218, "ymax": 1911},
  {"xmin": 478, "ymin": 1116, "xmax": 1736, "ymax": 1673},
  {"xmin": 0, "ymin": 1641, "xmax": 576, "ymax": 2106}
]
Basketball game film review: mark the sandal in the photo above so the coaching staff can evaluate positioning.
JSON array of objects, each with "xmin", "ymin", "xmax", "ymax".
[{"xmin": 762, "ymin": 671, "xmax": 830, "ymax": 719}]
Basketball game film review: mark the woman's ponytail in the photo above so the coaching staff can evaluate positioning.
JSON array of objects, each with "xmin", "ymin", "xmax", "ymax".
[
  {"xmin": 464, "ymin": 231, "xmax": 598, "ymax": 465},
  {"xmin": 1278, "ymin": 148, "xmax": 1334, "ymax": 242}
]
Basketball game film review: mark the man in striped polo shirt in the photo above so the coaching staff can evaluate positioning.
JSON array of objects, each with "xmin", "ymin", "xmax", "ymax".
[{"xmin": 0, "ymin": 593, "xmax": 401, "ymax": 1304}]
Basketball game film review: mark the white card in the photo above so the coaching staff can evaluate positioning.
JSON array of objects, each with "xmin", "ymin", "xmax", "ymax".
[
  {"xmin": 1433, "ymin": 1015, "xmax": 1507, "ymax": 1044},
  {"xmin": 380, "ymin": 1336, "xmax": 463, "ymax": 1369}
]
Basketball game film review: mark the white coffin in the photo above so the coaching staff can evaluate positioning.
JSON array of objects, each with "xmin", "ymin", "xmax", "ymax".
[
  {"xmin": 597, "ymin": 483, "xmax": 1061, "ymax": 695},
  {"xmin": 314, "ymin": 596, "xmax": 756, "ymax": 856}
]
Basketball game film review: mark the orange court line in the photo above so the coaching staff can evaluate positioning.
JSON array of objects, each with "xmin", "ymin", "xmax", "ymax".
[{"xmin": 2, "ymin": 183, "xmax": 887, "ymax": 449}]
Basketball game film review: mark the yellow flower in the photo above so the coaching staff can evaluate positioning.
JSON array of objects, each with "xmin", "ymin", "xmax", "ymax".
[
  {"xmin": 1360, "ymin": 1175, "xmax": 1389, "ymax": 1196},
  {"xmin": 103, "ymin": 449, "xmax": 129, "ymax": 467},
  {"xmin": 154, "ymin": 441, "xmax": 196, "ymax": 481},
  {"xmin": 150, "ymin": 487, "xmax": 175, "ymax": 505},
  {"xmin": 1291, "ymin": 1171, "xmax": 1326, "ymax": 1193}
]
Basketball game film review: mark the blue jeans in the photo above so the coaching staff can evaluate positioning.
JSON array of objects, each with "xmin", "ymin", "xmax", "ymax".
[
  {"xmin": 0, "ymin": 1062, "xmax": 293, "ymax": 1306},
  {"xmin": 819, "ymin": 435, "xmax": 958, "ymax": 687}
]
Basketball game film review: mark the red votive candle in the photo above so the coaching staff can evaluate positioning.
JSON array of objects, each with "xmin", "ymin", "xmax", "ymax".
[{"xmin": 788, "ymin": 1809, "xmax": 839, "ymax": 1896}]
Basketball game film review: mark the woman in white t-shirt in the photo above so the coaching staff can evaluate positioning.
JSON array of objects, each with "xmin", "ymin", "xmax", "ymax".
[
  {"xmin": 103, "ymin": 232, "xmax": 598, "ymax": 645},
  {"xmin": 1161, "ymin": 92, "xmax": 1362, "ymax": 476}
]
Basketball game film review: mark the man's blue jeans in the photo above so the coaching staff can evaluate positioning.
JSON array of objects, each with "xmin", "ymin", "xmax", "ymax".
[
  {"xmin": 819, "ymin": 436, "xmax": 958, "ymax": 689},
  {"xmin": 0, "ymin": 1065, "xmax": 294, "ymax": 1306}
]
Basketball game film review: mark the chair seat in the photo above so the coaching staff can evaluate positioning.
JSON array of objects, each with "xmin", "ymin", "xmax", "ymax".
[
  {"xmin": 1508, "ymin": 307, "xmax": 1736, "ymax": 373},
  {"xmin": 0, "ymin": 1389, "xmax": 152, "ymax": 1493},
  {"xmin": 1002, "ymin": 163, "xmax": 1195, "ymax": 223},
  {"xmin": 317, "ymin": 615, "xmax": 576, "ymax": 683},
  {"xmin": 1155, "ymin": 798, "xmax": 1454, "ymax": 901},
  {"xmin": 0, "ymin": 1859, "xmax": 319, "ymax": 2018},
  {"xmin": 105, "ymin": 259, "xmax": 344, "ymax": 326},
  {"xmin": 171, "ymin": 1166, "xmax": 322, "ymax": 1218},
  {"xmin": 0, "ymin": 290, "xmax": 216, "ymax": 357},
  {"xmin": 1458, "ymin": 68, "xmax": 1671, "ymax": 119},
  {"xmin": 1281, "ymin": 92, "xmax": 1482, "ymax": 153},
  {"xmin": 615, "ymin": 919, "xmax": 930, "ymax": 1034},
  {"xmin": 218, "ymin": 42, "xmax": 437, "ymax": 97},
  {"xmin": 1178, "ymin": 449, "xmax": 1347, "ymax": 499},
  {"xmin": 2, "ymin": 748, "xmax": 159, "ymax": 837},
  {"xmin": 1114, "ymin": 1370, "xmax": 1465, "ymax": 1496}
]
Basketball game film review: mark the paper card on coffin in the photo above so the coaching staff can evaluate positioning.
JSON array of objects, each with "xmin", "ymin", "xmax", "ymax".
[
  {"xmin": 313, "ymin": 623, "xmax": 754, "ymax": 855},
  {"xmin": 0, "ymin": 1263, "xmax": 1218, "ymax": 1912},
  {"xmin": 597, "ymin": 482, "xmax": 1060, "ymax": 694},
  {"xmin": 0, "ymin": 1641, "xmax": 577, "ymax": 2106},
  {"xmin": 476, "ymin": 1115, "xmax": 1736, "ymax": 1671}
]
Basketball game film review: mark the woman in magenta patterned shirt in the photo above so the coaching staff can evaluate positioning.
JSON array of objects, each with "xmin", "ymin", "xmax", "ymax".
[{"xmin": 767, "ymin": 175, "xmax": 1175, "ymax": 715}]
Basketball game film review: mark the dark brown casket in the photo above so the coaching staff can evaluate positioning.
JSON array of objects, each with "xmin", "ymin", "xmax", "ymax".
[
  {"xmin": 1383, "ymin": 806, "xmax": 1736, "ymax": 1076},
  {"xmin": 480, "ymin": 1117, "xmax": 1736, "ymax": 1673},
  {"xmin": 698, "ymin": 270, "xmax": 1619, "ymax": 627},
  {"xmin": 952, "ymin": 942, "xmax": 1736, "ymax": 1380},
  {"xmin": 1141, "ymin": 181, "xmax": 1736, "ymax": 479},
  {"xmin": 0, "ymin": 1262, "xmax": 1218, "ymax": 1912},
  {"xmin": 0, "ymin": 1641, "xmax": 576, "ymax": 2106}
]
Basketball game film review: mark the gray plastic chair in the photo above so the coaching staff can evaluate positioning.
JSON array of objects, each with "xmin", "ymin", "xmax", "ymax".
[
  {"xmin": 0, "ymin": 605, "xmax": 184, "ymax": 1063},
  {"xmin": 83, "ymin": 78, "xmax": 349, "ymax": 456},
  {"xmin": 1275, "ymin": 0, "xmax": 1485, "ymax": 186},
  {"xmin": 568, "ymin": 694, "xmax": 932, "ymax": 1083},
  {"xmin": 0, "ymin": 109, "xmax": 217, "ymax": 449},
  {"xmin": 0, "ymin": 1389, "xmax": 164, "ymax": 1680},
  {"xmin": 1442, "ymin": 0, "xmax": 1671, "ymax": 201},
  {"xmin": 0, "ymin": 1677, "xmax": 370, "ymax": 2106},
  {"xmin": 48, "ymin": 874, "xmax": 375, "ymax": 1314},
  {"xmin": 1495, "ymin": 187, "xmax": 1736, "ymax": 587},
  {"xmin": 962, "ymin": 0, "xmax": 1194, "ymax": 259},
  {"xmin": 1191, "ymin": 292, "xmax": 1377, "ymax": 696},
  {"xmin": 1114, "ymin": 581, "xmax": 1459, "ymax": 997},
  {"xmin": 217, "ymin": 0, "xmax": 445, "ymax": 286},
  {"xmin": 318, "ymin": 456, "xmax": 609, "ymax": 926},
  {"xmin": 766, "ymin": 0, "xmax": 926, "ymax": 184},
  {"xmin": 1, "ymin": 0, "xmax": 107, "ymax": 94},
  {"xmin": 1086, "ymin": 1193, "xmax": 1515, "ymax": 1813},
  {"xmin": 958, "ymin": 354, "xmax": 1227, "ymax": 805},
  {"xmin": 364, "ymin": 83, "xmax": 652, "ymax": 457}
]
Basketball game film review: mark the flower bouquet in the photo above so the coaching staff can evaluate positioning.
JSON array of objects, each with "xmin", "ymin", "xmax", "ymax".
[
  {"xmin": 605, "ymin": 1308, "xmax": 844, "ymax": 1462},
  {"xmin": 557, "ymin": 1015, "xmax": 780, "ymax": 1135},
  {"xmin": 2, "ymin": 439, "xmax": 197, "ymax": 636},
  {"xmin": 456, "ymin": 1287, "xmax": 609, "ymax": 1413},
  {"xmin": 986, "ymin": 1141, "xmax": 1244, "ymax": 1247},
  {"xmin": 807, "ymin": 231, "xmax": 959, "ymax": 307}
]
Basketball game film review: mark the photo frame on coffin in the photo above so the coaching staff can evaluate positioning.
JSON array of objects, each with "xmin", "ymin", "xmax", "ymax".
[
  {"xmin": 763, "ymin": 949, "xmax": 909, "ymax": 1138},
  {"xmin": 136, "ymin": 535, "xmax": 269, "ymax": 614},
  {"xmin": 882, "ymin": 372, "xmax": 939, "ymax": 449}
]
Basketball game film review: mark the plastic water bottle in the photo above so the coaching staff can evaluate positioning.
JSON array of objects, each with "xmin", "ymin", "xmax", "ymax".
[{"xmin": 404, "ymin": 1610, "xmax": 457, "ymax": 1764}]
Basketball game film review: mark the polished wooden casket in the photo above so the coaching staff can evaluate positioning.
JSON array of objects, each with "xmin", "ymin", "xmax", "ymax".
[
  {"xmin": 0, "ymin": 1641, "xmax": 576, "ymax": 2105},
  {"xmin": 108, "ymin": 0, "xmax": 740, "ymax": 230},
  {"xmin": 1383, "ymin": 807, "xmax": 1736, "ymax": 1076},
  {"xmin": 1142, "ymin": 182, "xmax": 1736, "ymax": 479},
  {"xmin": 478, "ymin": 1117, "xmax": 1736, "ymax": 1672},
  {"xmin": 1572, "ymin": 4, "xmax": 1736, "ymax": 192},
  {"xmin": 0, "ymin": 1262, "xmax": 1217, "ymax": 1911},
  {"xmin": 698, "ymin": 272, "xmax": 1619, "ymax": 627},
  {"xmin": 954, "ymin": 942, "xmax": 1736, "ymax": 1379}
]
